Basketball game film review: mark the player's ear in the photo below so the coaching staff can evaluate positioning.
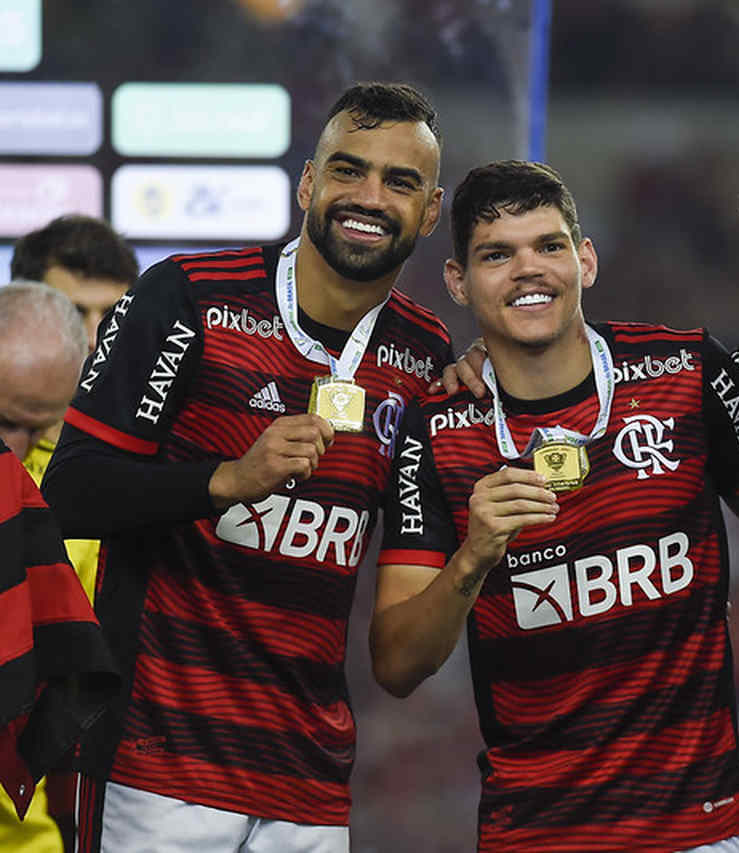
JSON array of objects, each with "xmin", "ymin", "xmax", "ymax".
[
  {"xmin": 579, "ymin": 237, "xmax": 598, "ymax": 290},
  {"xmin": 419, "ymin": 187, "xmax": 444, "ymax": 238},
  {"xmin": 297, "ymin": 160, "xmax": 314, "ymax": 212},
  {"xmin": 444, "ymin": 258, "xmax": 469, "ymax": 306}
]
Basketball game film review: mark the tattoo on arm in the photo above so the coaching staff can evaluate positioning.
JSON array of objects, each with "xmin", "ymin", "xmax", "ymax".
[{"xmin": 457, "ymin": 567, "xmax": 487, "ymax": 598}]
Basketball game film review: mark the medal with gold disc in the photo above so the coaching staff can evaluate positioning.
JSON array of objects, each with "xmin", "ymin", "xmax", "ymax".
[
  {"xmin": 276, "ymin": 238, "xmax": 388, "ymax": 432},
  {"xmin": 308, "ymin": 376, "xmax": 365, "ymax": 432},
  {"xmin": 533, "ymin": 441, "xmax": 590, "ymax": 493},
  {"xmin": 481, "ymin": 326, "xmax": 615, "ymax": 493}
]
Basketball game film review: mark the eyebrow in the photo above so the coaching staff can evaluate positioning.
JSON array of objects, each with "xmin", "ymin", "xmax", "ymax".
[
  {"xmin": 472, "ymin": 231, "xmax": 570, "ymax": 253},
  {"xmin": 326, "ymin": 152, "xmax": 424, "ymax": 187}
]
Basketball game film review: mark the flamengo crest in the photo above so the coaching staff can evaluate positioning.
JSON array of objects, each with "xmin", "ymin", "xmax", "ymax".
[{"xmin": 612, "ymin": 414, "xmax": 680, "ymax": 480}]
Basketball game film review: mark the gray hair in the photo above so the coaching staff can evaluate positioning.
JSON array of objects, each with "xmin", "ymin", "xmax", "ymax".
[{"xmin": 0, "ymin": 280, "xmax": 88, "ymax": 366}]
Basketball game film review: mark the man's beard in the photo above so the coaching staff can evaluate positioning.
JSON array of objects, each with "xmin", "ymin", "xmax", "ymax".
[{"xmin": 306, "ymin": 205, "xmax": 418, "ymax": 282}]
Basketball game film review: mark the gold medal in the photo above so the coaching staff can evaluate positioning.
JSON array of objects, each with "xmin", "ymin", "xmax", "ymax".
[
  {"xmin": 308, "ymin": 377, "xmax": 365, "ymax": 432},
  {"xmin": 533, "ymin": 442, "xmax": 590, "ymax": 493}
]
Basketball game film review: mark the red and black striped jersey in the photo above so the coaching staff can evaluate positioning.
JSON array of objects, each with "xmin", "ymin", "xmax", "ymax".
[
  {"xmin": 0, "ymin": 442, "xmax": 118, "ymax": 820},
  {"xmin": 380, "ymin": 322, "xmax": 739, "ymax": 852},
  {"xmin": 58, "ymin": 242, "xmax": 452, "ymax": 825}
]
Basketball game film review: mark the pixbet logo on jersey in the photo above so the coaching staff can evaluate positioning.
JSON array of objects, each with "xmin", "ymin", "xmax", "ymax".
[
  {"xmin": 430, "ymin": 404, "xmax": 494, "ymax": 437},
  {"xmin": 509, "ymin": 532, "xmax": 693, "ymax": 630},
  {"xmin": 613, "ymin": 349, "xmax": 695, "ymax": 385},
  {"xmin": 206, "ymin": 304, "xmax": 284, "ymax": 339},
  {"xmin": 376, "ymin": 343, "xmax": 434, "ymax": 381},
  {"xmin": 215, "ymin": 495, "xmax": 370, "ymax": 568}
]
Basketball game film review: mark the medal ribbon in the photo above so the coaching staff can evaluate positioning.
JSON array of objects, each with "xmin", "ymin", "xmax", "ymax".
[
  {"xmin": 481, "ymin": 325, "xmax": 615, "ymax": 460},
  {"xmin": 276, "ymin": 237, "xmax": 389, "ymax": 380}
]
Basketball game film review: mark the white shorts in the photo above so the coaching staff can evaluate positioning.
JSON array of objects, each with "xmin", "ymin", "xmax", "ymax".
[
  {"xmin": 681, "ymin": 837, "xmax": 739, "ymax": 853},
  {"xmin": 75, "ymin": 777, "xmax": 350, "ymax": 853}
]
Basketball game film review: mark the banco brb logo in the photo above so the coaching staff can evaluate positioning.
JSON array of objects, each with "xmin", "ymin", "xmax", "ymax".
[
  {"xmin": 511, "ymin": 566, "xmax": 574, "ymax": 630},
  {"xmin": 511, "ymin": 533, "xmax": 693, "ymax": 630},
  {"xmin": 215, "ymin": 494, "xmax": 369, "ymax": 567}
]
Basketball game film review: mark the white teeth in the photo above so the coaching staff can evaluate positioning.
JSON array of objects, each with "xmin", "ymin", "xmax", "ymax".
[
  {"xmin": 512, "ymin": 293, "xmax": 553, "ymax": 307},
  {"xmin": 342, "ymin": 218, "xmax": 385, "ymax": 235}
]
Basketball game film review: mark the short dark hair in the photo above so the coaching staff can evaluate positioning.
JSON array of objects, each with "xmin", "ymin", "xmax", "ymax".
[
  {"xmin": 451, "ymin": 160, "xmax": 582, "ymax": 264},
  {"xmin": 325, "ymin": 81, "xmax": 442, "ymax": 149},
  {"xmin": 11, "ymin": 214, "xmax": 139, "ymax": 285}
]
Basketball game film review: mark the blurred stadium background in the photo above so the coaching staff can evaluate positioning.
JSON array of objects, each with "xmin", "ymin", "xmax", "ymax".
[{"xmin": 0, "ymin": 1, "xmax": 737, "ymax": 849}]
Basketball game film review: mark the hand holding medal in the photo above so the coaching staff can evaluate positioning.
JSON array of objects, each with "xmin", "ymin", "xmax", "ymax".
[
  {"xmin": 482, "ymin": 326, "xmax": 614, "ymax": 494},
  {"xmin": 208, "ymin": 413, "xmax": 335, "ymax": 509}
]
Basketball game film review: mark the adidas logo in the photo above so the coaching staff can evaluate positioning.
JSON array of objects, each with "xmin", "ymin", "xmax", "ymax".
[{"xmin": 249, "ymin": 381, "xmax": 286, "ymax": 413}]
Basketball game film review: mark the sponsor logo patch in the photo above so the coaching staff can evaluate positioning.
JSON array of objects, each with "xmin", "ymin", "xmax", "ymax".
[
  {"xmin": 613, "ymin": 349, "xmax": 695, "ymax": 385},
  {"xmin": 711, "ymin": 367, "xmax": 739, "ymax": 441},
  {"xmin": 396, "ymin": 435, "xmax": 424, "ymax": 534},
  {"xmin": 376, "ymin": 342, "xmax": 434, "ymax": 382},
  {"xmin": 80, "ymin": 292, "xmax": 135, "ymax": 393},
  {"xmin": 216, "ymin": 495, "xmax": 370, "ymax": 567},
  {"xmin": 135, "ymin": 320, "xmax": 195, "ymax": 424},
  {"xmin": 429, "ymin": 404, "xmax": 494, "ymax": 437},
  {"xmin": 249, "ymin": 381, "xmax": 286, "ymax": 413},
  {"xmin": 205, "ymin": 304, "xmax": 283, "ymax": 340},
  {"xmin": 510, "ymin": 532, "xmax": 694, "ymax": 630}
]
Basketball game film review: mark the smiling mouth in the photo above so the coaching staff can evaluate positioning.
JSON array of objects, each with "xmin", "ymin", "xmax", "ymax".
[
  {"xmin": 340, "ymin": 217, "xmax": 388, "ymax": 236},
  {"xmin": 335, "ymin": 216, "xmax": 393, "ymax": 244},
  {"xmin": 509, "ymin": 292, "xmax": 554, "ymax": 307}
]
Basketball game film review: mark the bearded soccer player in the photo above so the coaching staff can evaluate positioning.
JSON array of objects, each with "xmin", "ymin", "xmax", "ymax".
[
  {"xmin": 372, "ymin": 160, "xmax": 739, "ymax": 852},
  {"xmin": 42, "ymin": 82, "xmax": 454, "ymax": 852}
]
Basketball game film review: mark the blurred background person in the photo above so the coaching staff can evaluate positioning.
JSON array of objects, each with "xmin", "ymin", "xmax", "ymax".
[
  {"xmin": 10, "ymin": 215, "xmax": 139, "ymax": 353},
  {"xmin": 0, "ymin": 281, "xmax": 87, "ymax": 465},
  {"xmin": 0, "ymin": 281, "xmax": 88, "ymax": 853},
  {"xmin": 8, "ymin": 216, "xmax": 138, "ymax": 599}
]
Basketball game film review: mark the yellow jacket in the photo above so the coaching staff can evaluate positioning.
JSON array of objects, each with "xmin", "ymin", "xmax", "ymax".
[{"xmin": 23, "ymin": 438, "xmax": 98, "ymax": 602}]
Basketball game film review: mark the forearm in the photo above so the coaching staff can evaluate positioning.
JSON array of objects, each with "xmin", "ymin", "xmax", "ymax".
[
  {"xmin": 370, "ymin": 549, "xmax": 491, "ymax": 698},
  {"xmin": 42, "ymin": 428, "xmax": 219, "ymax": 537}
]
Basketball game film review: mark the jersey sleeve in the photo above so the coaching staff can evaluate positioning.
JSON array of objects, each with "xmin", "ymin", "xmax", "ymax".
[
  {"xmin": 379, "ymin": 397, "xmax": 457, "ymax": 567},
  {"xmin": 703, "ymin": 333, "xmax": 739, "ymax": 509},
  {"xmin": 65, "ymin": 259, "xmax": 202, "ymax": 456}
]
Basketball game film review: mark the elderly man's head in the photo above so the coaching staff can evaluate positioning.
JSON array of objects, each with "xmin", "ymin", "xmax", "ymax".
[{"xmin": 0, "ymin": 281, "xmax": 87, "ymax": 460}]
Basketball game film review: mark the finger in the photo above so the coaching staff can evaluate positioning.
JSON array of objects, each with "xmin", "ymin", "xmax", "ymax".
[
  {"xmin": 280, "ymin": 440, "xmax": 326, "ymax": 470},
  {"xmin": 274, "ymin": 424, "xmax": 333, "ymax": 455},
  {"xmin": 488, "ymin": 498, "xmax": 560, "ymax": 519},
  {"xmin": 471, "ymin": 483, "xmax": 558, "ymax": 514},
  {"xmin": 282, "ymin": 414, "xmax": 335, "ymax": 450},
  {"xmin": 313, "ymin": 415, "xmax": 335, "ymax": 447},
  {"xmin": 439, "ymin": 363, "xmax": 460, "ymax": 395},
  {"xmin": 286, "ymin": 457, "xmax": 315, "ymax": 482},
  {"xmin": 506, "ymin": 511, "xmax": 559, "ymax": 530},
  {"xmin": 479, "ymin": 467, "xmax": 549, "ymax": 490},
  {"xmin": 454, "ymin": 357, "xmax": 486, "ymax": 399},
  {"xmin": 456, "ymin": 340, "xmax": 488, "ymax": 399},
  {"xmin": 491, "ymin": 488, "xmax": 559, "ymax": 515}
]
